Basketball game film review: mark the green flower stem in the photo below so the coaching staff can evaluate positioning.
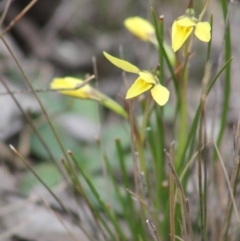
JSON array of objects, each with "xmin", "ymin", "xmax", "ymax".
[
  {"xmin": 177, "ymin": 57, "xmax": 232, "ymax": 183},
  {"xmin": 140, "ymin": 93, "xmax": 152, "ymax": 141},
  {"xmin": 151, "ymin": 9, "xmax": 179, "ymax": 95},
  {"xmin": 104, "ymin": 154, "xmax": 138, "ymax": 241},
  {"xmin": 159, "ymin": 15, "xmax": 164, "ymax": 86},
  {"xmin": 62, "ymin": 158, "xmax": 109, "ymax": 240},
  {"xmin": 158, "ymin": 18, "xmax": 166, "ymax": 177},
  {"xmin": 116, "ymin": 138, "xmax": 142, "ymax": 239},
  {"xmin": 206, "ymin": 14, "xmax": 213, "ymax": 62},
  {"xmin": 213, "ymin": 0, "xmax": 232, "ymax": 161},
  {"xmin": 154, "ymin": 106, "xmax": 166, "ymax": 203},
  {"xmin": 136, "ymin": 141, "xmax": 146, "ymax": 173},
  {"xmin": 93, "ymin": 90, "xmax": 128, "ymax": 119},
  {"xmin": 178, "ymin": 57, "xmax": 232, "ymax": 175},
  {"xmin": 69, "ymin": 151, "xmax": 126, "ymax": 240},
  {"xmin": 128, "ymin": 100, "xmax": 146, "ymax": 173},
  {"xmin": 115, "ymin": 138, "xmax": 130, "ymax": 187},
  {"xmin": 176, "ymin": 56, "xmax": 189, "ymax": 171},
  {"xmin": 129, "ymin": 101, "xmax": 143, "ymax": 189},
  {"xmin": 169, "ymin": 143, "xmax": 175, "ymax": 241}
]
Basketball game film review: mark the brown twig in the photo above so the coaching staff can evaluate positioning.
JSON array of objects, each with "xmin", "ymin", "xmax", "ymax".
[
  {"xmin": 146, "ymin": 219, "xmax": 161, "ymax": 241},
  {"xmin": 0, "ymin": 0, "xmax": 12, "ymax": 27},
  {"xmin": 165, "ymin": 149, "xmax": 194, "ymax": 241},
  {"xmin": 0, "ymin": 75, "xmax": 67, "ymax": 178},
  {"xmin": 0, "ymin": 0, "xmax": 39, "ymax": 37},
  {"xmin": 169, "ymin": 141, "xmax": 176, "ymax": 241},
  {"xmin": 10, "ymin": 145, "xmax": 94, "ymax": 241},
  {"xmin": 214, "ymin": 142, "xmax": 240, "ymax": 226},
  {"xmin": 0, "ymin": 36, "xmax": 74, "ymax": 183}
]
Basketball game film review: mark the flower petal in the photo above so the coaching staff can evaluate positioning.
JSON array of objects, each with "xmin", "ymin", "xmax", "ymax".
[
  {"xmin": 103, "ymin": 51, "xmax": 140, "ymax": 73},
  {"xmin": 51, "ymin": 77, "xmax": 128, "ymax": 118},
  {"xmin": 124, "ymin": 16, "xmax": 155, "ymax": 41},
  {"xmin": 126, "ymin": 77, "xmax": 153, "ymax": 99},
  {"xmin": 177, "ymin": 17, "xmax": 196, "ymax": 27},
  {"xmin": 150, "ymin": 84, "xmax": 170, "ymax": 106},
  {"xmin": 139, "ymin": 71, "xmax": 156, "ymax": 84},
  {"xmin": 51, "ymin": 77, "xmax": 92, "ymax": 99},
  {"xmin": 172, "ymin": 21, "xmax": 194, "ymax": 52},
  {"xmin": 194, "ymin": 22, "xmax": 211, "ymax": 42}
]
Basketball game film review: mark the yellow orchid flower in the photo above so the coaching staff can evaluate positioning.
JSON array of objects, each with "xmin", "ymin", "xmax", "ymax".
[
  {"xmin": 124, "ymin": 16, "xmax": 155, "ymax": 42},
  {"xmin": 51, "ymin": 77, "xmax": 95, "ymax": 100},
  {"xmin": 103, "ymin": 52, "xmax": 169, "ymax": 106},
  {"xmin": 172, "ymin": 9, "xmax": 211, "ymax": 52},
  {"xmin": 51, "ymin": 77, "xmax": 128, "ymax": 119},
  {"xmin": 124, "ymin": 16, "xmax": 176, "ymax": 67}
]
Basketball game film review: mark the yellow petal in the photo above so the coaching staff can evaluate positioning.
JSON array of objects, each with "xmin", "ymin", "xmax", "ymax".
[
  {"xmin": 124, "ymin": 16, "xmax": 155, "ymax": 41},
  {"xmin": 51, "ymin": 77, "xmax": 129, "ymax": 118},
  {"xmin": 150, "ymin": 84, "xmax": 170, "ymax": 106},
  {"xmin": 126, "ymin": 77, "xmax": 153, "ymax": 99},
  {"xmin": 172, "ymin": 20, "xmax": 193, "ymax": 52},
  {"xmin": 139, "ymin": 71, "xmax": 156, "ymax": 84},
  {"xmin": 177, "ymin": 17, "xmax": 196, "ymax": 27},
  {"xmin": 51, "ymin": 77, "xmax": 92, "ymax": 99},
  {"xmin": 103, "ymin": 51, "xmax": 140, "ymax": 74},
  {"xmin": 194, "ymin": 22, "xmax": 211, "ymax": 42}
]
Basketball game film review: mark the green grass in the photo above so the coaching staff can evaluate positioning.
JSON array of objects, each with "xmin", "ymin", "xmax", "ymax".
[{"xmin": 3, "ymin": 0, "xmax": 240, "ymax": 241}]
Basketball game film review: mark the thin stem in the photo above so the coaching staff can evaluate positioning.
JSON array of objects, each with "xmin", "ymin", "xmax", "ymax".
[
  {"xmin": 159, "ymin": 15, "xmax": 164, "ymax": 86},
  {"xmin": 198, "ymin": 103, "xmax": 204, "ymax": 241},
  {"xmin": 213, "ymin": 0, "xmax": 232, "ymax": 161},
  {"xmin": 169, "ymin": 142, "xmax": 176, "ymax": 241},
  {"xmin": 0, "ymin": 0, "xmax": 12, "ymax": 27},
  {"xmin": 0, "ymin": 0, "xmax": 39, "ymax": 37},
  {"xmin": 69, "ymin": 151, "xmax": 126, "ymax": 240},
  {"xmin": 1, "ymin": 36, "xmax": 73, "ymax": 169},
  {"xmin": 188, "ymin": 0, "xmax": 194, "ymax": 8},
  {"xmin": 129, "ymin": 101, "xmax": 148, "ymax": 232},
  {"xmin": 221, "ymin": 121, "xmax": 240, "ymax": 240},
  {"xmin": 63, "ymin": 157, "xmax": 109, "ymax": 240},
  {"xmin": 129, "ymin": 100, "xmax": 146, "ymax": 173},
  {"xmin": 202, "ymin": 63, "xmax": 211, "ymax": 241},
  {"xmin": 199, "ymin": 0, "xmax": 210, "ymax": 21},
  {"xmin": 214, "ymin": 143, "xmax": 240, "ymax": 225},
  {"xmin": 9, "ymin": 145, "xmax": 94, "ymax": 241},
  {"xmin": 0, "ymin": 75, "xmax": 95, "ymax": 95},
  {"xmin": 129, "ymin": 100, "xmax": 140, "ymax": 192},
  {"xmin": 140, "ymin": 93, "xmax": 152, "ymax": 141},
  {"xmin": 176, "ymin": 54, "xmax": 189, "ymax": 171},
  {"xmin": 165, "ymin": 150, "xmax": 194, "ymax": 241},
  {"xmin": 146, "ymin": 219, "xmax": 161, "ymax": 241},
  {"xmin": 198, "ymin": 62, "xmax": 211, "ymax": 241},
  {"xmin": 92, "ymin": 56, "xmax": 110, "ymax": 204},
  {"xmin": 0, "ymin": 75, "xmax": 67, "ymax": 180}
]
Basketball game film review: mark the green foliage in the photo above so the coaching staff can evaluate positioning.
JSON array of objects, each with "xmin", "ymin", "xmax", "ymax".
[
  {"xmin": 6, "ymin": 0, "xmax": 240, "ymax": 241},
  {"xmin": 20, "ymin": 163, "xmax": 62, "ymax": 193}
]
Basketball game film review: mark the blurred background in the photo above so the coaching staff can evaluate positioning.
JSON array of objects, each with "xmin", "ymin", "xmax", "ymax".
[{"xmin": 0, "ymin": 0, "xmax": 240, "ymax": 240}]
